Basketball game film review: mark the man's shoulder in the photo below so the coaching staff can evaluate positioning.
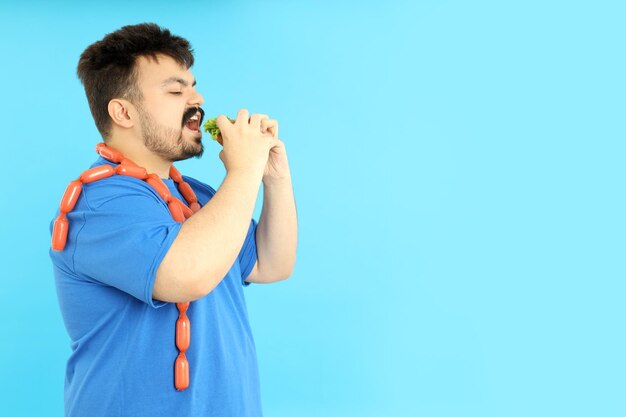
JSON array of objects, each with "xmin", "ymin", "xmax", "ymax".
[{"xmin": 77, "ymin": 157, "xmax": 164, "ymax": 210}]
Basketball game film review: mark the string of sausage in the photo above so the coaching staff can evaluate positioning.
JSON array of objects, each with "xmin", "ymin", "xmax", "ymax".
[{"xmin": 51, "ymin": 142, "xmax": 199, "ymax": 391}]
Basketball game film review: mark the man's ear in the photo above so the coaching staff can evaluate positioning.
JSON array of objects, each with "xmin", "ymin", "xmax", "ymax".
[{"xmin": 108, "ymin": 99, "xmax": 135, "ymax": 129}]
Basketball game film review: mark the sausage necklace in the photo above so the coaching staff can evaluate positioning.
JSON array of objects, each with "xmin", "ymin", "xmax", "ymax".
[{"xmin": 51, "ymin": 142, "xmax": 199, "ymax": 391}]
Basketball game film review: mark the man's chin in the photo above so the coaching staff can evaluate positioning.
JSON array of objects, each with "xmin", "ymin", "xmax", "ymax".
[
  {"xmin": 192, "ymin": 145, "xmax": 204, "ymax": 159},
  {"xmin": 172, "ymin": 143, "xmax": 204, "ymax": 162},
  {"xmin": 171, "ymin": 131, "xmax": 202, "ymax": 159}
]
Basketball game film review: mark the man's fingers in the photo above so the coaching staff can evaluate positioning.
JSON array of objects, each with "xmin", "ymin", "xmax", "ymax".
[
  {"xmin": 250, "ymin": 113, "xmax": 269, "ymax": 128},
  {"xmin": 260, "ymin": 119, "xmax": 278, "ymax": 137},
  {"xmin": 235, "ymin": 108, "xmax": 249, "ymax": 124},
  {"xmin": 216, "ymin": 114, "xmax": 234, "ymax": 131},
  {"xmin": 219, "ymin": 110, "xmax": 275, "ymax": 137}
]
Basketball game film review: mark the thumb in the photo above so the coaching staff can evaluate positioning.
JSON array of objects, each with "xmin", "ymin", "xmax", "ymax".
[{"xmin": 269, "ymin": 136, "xmax": 282, "ymax": 149}]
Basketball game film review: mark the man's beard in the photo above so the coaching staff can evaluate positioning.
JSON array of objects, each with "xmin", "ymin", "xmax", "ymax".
[{"xmin": 137, "ymin": 106, "xmax": 204, "ymax": 162}]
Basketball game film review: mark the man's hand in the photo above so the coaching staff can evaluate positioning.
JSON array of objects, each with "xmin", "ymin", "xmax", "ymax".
[
  {"xmin": 260, "ymin": 118, "xmax": 291, "ymax": 185},
  {"xmin": 216, "ymin": 109, "xmax": 273, "ymax": 178},
  {"xmin": 247, "ymin": 117, "xmax": 297, "ymax": 284}
]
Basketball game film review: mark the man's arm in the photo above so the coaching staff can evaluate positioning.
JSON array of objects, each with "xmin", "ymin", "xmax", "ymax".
[
  {"xmin": 154, "ymin": 109, "xmax": 286, "ymax": 302},
  {"xmin": 154, "ymin": 168, "xmax": 263, "ymax": 302},
  {"xmin": 245, "ymin": 173, "xmax": 298, "ymax": 284}
]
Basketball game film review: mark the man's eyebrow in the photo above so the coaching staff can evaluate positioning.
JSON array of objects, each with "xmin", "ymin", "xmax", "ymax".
[{"xmin": 161, "ymin": 77, "xmax": 197, "ymax": 88}]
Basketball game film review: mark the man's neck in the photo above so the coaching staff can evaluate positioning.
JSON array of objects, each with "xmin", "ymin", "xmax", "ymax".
[{"xmin": 104, "ymin": 139, "xmax": 172, "ymax": 180}]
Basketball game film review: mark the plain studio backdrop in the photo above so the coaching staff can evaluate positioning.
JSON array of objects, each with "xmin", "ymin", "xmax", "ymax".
[{"xmin": 0, "ymin": 1, "xmax": 624, "ymax": 416}]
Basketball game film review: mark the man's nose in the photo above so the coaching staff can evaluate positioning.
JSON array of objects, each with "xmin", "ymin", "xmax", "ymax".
[{"xmin": 189, "ymin": 90, "xmax": 204, "ymax": 107}]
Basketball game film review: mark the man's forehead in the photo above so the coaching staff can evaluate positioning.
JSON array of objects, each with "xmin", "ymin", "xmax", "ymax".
[{"xmin": 136, "ymin": 54, "xmax": 195, "ymax": 85}]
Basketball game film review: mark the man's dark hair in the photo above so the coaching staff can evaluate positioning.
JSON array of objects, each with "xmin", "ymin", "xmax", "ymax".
[{"xmin": 77, "ymin": 23, "xmax": 194, "ymax": 139}]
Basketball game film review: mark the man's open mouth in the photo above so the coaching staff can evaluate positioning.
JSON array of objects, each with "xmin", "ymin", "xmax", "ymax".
[
  {"xmin": 183, "ymin": 107, "xmax": 205, "ymax": 132},
  {"xmin": 185, "ymin": 113, "xmax": 201, "ymax": 131}
]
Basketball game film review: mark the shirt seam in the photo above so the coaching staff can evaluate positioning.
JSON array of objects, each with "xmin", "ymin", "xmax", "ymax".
[
  {"xmin": 144, "ymin": 222, "xmax": 182, "ymax": 308},
  {"xmin": 70, "ymin": 192, "xmax": 94, "ymax": 273}
]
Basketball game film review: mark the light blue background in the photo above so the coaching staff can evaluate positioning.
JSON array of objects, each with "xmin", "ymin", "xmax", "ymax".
[{"xmin": 1, "ymin": 1, "xmax": 624, "ymax": 416}]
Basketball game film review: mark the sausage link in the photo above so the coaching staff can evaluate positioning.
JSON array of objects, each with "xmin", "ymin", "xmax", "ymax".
[
  {"xmin": 51, "ymin": 215, "xmax": 69, "ymax": 251},
  {"xmin": 79, "ymin": 165, "xmax": 115, "ymax": 184},
  {"xmin": 174, "ymin": 354, "xmax": 189, "ymax": 391},
  {"xmin": 59, "ymin": 180, "xmax": 83, "ymax": 213},
  {"xmin": 115, "ymin": 164, "xmax": 148, "ymax": 180},
  {"xmin": 95, "ymin": 143, "xmax": 123, "ymax": 163}
]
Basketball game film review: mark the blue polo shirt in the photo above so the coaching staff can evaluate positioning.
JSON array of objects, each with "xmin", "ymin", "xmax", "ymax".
[{"xmin": 49, "ymin": 156, "xmax": 262, "ymax": 417}]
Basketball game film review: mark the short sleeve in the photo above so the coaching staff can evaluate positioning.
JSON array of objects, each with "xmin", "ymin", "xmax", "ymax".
[
  {"xmin": 72, "ymin": 178, "xmax": 182, "ymax": 307},
  {"xmin": 239, "ymin": 218, "xmax": 258, "ymax": 286}
]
